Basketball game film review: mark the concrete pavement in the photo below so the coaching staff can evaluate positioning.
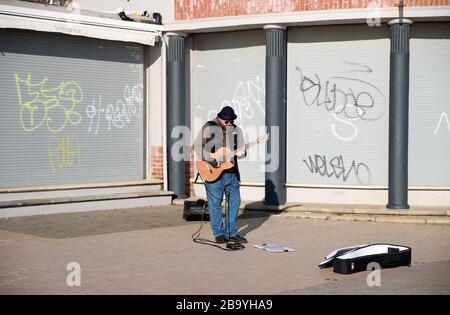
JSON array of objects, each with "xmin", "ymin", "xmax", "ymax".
[{"xmin": 0, "ymin": 205, "xmax": 449, "ymax": 294}]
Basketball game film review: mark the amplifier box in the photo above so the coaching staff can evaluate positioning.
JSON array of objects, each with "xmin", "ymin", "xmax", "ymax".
[{"xmin": 183, "ymin": 199, "xmax": 209, "ymax": 221}]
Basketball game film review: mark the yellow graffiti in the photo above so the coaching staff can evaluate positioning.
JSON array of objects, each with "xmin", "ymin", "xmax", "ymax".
[
  {"xmin": 15, "ymin": 73, "xmax": 83, "ymax": 133},
  {"xmin": 48, "ymin": 136, "xmax": 81, "ymax": 173}
]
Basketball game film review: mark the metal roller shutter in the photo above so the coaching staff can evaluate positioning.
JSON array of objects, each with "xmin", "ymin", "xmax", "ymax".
[
  {"xmin": 0, "ymin": 29, "xmax": 144, "ymax": 188},
  {"xmin": 192, "ymin": 30, "xmax": 266, "ymax": 183},
  {"xmin": 287, "ymin": 25, "xmax": 390, "ymax": 186},
  {"xmin": 409, "ymin": 22, "xmax": 450, "ymax": 187}
]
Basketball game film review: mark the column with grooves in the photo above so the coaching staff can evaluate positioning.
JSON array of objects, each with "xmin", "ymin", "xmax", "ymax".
[
  {"xmin": 167, "ymin": 34, "xmax": 187, "ymax": 199},
  {"xmin": 387, "ymin": 20, "xmax": 412, "ymax": 209},
  {"xmin": 264, "ymin": 25, "xmax": 287, "ymax": 206}
]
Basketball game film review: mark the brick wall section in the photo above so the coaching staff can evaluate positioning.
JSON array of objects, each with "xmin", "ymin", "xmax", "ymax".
[
  {"xmin": 151, "ymin": 146, "xmax": 164, "ymax": 180},
  {"xmin": 151, "ymin": 145, "xmax": 195, "ymax": 197},
  {"xmin": 186, "ymin": 146, "xmax": 195, "ymax": 197},
  {"xmin": 175, "ymin": 0, "xmax": 449, "ymax": 20}
]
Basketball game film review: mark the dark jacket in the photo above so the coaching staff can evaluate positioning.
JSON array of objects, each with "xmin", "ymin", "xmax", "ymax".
[{"xmin": 194, "ymin": 118, "xmax": 247, "ymax": 181}]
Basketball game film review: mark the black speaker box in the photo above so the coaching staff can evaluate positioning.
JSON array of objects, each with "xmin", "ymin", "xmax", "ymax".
[{"xmin": 183, "ymin": 199, "xmax": 209, "ymax": 221}]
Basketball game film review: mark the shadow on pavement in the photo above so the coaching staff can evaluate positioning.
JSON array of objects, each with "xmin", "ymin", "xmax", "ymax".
[
  {"xmin": 238, "ymin": 208, "xmax": 279, "ymax": 238},
  {"xmin": 0, "ymin": 202, "xmax": 291, "ymax": 240},
  {"xmin": 0, "ymin": 205, "xmax": 194, "ymax": 239},
  {"xmin": 237, "ymin": 200, "xmax": 301, "ymax": 237}
]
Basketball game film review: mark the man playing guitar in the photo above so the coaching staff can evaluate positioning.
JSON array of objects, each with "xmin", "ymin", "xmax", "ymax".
[{"xmin": 193, "ymin": 106, "xmax": 248, "ymax": 244}]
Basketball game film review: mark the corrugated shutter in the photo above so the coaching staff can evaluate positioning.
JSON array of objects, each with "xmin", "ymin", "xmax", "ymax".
[
  {"xmin": 409, "ymin": 22, "xmax": 450, "ymax": 187},
  {"xmin": 287, "ymin": 25, "xmax": 390, "ymax": 186},
  {"xmin": 192, "ymin": 30, "xmax": 266, "ymax": 183},
  {"xmin": 0, "ymin": 29, "xmax": 144, "ymax": 188}
]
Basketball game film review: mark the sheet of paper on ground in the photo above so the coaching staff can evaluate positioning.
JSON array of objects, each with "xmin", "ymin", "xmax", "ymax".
[{"xmin": 253, "ymin": 243, "xmax": 296, "ymax": 252}]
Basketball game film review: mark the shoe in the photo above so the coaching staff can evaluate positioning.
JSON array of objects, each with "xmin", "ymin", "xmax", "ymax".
[
  {"xmin": 228, "ymin": 234, "xmax": 248, "ymax": 243},
  {"xmin": 215, "ymin": 235, "xmax": 227, "ymax": 243}
]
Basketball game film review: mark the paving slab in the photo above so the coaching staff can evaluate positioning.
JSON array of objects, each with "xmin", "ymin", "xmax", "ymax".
[{"xmin": 0, "ymin": 206, "xmax": 449, "ymax": 294}]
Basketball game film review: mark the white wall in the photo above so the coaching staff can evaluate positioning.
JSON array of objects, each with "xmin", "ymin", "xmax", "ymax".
[{"xmin": 195, "ymin": 183, "xmax": 450, "ymax": 206}]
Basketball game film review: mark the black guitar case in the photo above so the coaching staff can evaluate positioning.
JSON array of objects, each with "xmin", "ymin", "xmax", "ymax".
[{"xmin": 319, "ymin": 244, "xmax": 412, "ymax": 274}]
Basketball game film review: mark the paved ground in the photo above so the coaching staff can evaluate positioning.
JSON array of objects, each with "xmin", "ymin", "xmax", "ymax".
[{"xmin": 0, "ymin": 205, "xmax": 449, "ymax": 294}]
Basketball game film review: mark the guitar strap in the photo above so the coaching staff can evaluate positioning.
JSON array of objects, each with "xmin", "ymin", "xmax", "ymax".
[
  {"xmin": 196, "ymin": 120, "xmax": 220, "ymax": 183},
  {"xmin": 194, "ymin": 172, "xmax": 200, "ymax": 184},
  {"xmin": 232, "ymin": 126, "xmax": 241, "ymax": 182},
  {"xmin": 233, "ymin": 126, "xmax": 238, "ymax": 166},
  {"xmin": 201, "ymin": 120, "xmax": 219, "ymax": 159}
]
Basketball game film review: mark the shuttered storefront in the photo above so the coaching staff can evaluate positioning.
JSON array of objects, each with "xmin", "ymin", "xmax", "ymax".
[
  {"xmin": 192, "ymin": 30, "xmax": 266, "ymax": 183},
  {"xmin": 287, "ymin": 25, "xmax": 390, "ymax": 186},
  {"xmin": 409, "ymin": 22, "xmax": 450, "ymax": 187},
  {"xmin": 0, "ymin": 29, "xmax": 144, "ymax": 188}
]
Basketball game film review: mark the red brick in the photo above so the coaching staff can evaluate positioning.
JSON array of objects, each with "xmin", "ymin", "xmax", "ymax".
[
  {"xmin": 175, "ymin": 1, "xmax": 181, "ymax": 20},
  {"xmin": 174, "ymin": 0, "xmax": 445, "ymax": 20},
  {"xmin": 331, "ymin": 0, "xmax": 341, "ymax": 9},
  {"xmin": 237, "ymin": 1, "xmax": 243, "ymax": 15}
]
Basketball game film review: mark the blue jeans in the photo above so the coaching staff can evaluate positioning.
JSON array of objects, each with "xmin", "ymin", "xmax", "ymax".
[{"xmin": 204, "ymin": 172, "xmax": 241, "ymax": 238}]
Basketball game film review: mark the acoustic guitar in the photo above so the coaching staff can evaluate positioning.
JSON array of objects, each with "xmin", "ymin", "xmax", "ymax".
[{"xmin": 196, "ymin": 133, "xmax": 270, "ymax": 182}]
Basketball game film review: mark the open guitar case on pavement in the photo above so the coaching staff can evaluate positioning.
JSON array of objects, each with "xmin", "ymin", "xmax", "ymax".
[{"xmin": 319, "ymin": 243, "xmax": 412, "ymax": 274}]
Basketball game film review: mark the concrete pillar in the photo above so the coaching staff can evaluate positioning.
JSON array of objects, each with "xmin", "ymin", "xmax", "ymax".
[
  {"xmin": 386, "ymin": 19, "xmax": 413, "ymax": 209},
  {"xmin": 166, "ymin": 33, "xmax": 187, "ymax": 199},
  {"xmin": 264, "ymin": 25, "xmax": 287, "ymax": 206}
]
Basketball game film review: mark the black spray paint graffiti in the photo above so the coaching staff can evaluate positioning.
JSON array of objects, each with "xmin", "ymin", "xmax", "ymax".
[
  {"xmin": 302, "ymin": 154, "xmax": 371, "ymax": 185},
  {"xmin": 296, "ymin": 67, "xmax": 386, "ymax": 121}
]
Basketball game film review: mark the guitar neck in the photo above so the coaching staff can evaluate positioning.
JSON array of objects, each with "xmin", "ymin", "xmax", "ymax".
[{"xmin": 232, "ymin": 139, "xmax": 258, "ymax": 155}]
